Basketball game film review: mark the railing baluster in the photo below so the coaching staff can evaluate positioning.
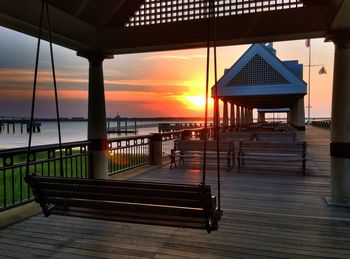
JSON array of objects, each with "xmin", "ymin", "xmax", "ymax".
[
  {"xmin": 70, "ymin": 150, "xmax": 73, "ymax": 177},
  {"xmin": 54, "ymin": 152, "xmax": 57, "ymax": 177},
  {"xmin": 0, "ymin": 130, "xmax": 202, "ymax": 210},
  {"xmin": 3, "ymin": 168, "xmax": 7, "ymax": 208},
  {"xmin": 11, "ymin": 166, "xmax": 15, "ymax": 205},
  {"xmin": 19, "ymin": 166, "xmax": 23, "ymax": 203}
]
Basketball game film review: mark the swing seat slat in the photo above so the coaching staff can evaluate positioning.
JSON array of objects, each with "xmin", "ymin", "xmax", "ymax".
[{"xmin": 25, "ymin": 174, "xmax": 221, "ymax": 232}]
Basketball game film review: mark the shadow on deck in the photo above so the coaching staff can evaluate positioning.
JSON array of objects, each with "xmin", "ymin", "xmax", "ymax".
[{"xmin": 1, "ymin": 126, "xmax": 349, "ymax": 258}]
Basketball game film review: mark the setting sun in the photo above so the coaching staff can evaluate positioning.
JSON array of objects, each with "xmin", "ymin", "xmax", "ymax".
[{"xmin": 182, "ymin": 95, "xmax": 213, "ymax": 111}]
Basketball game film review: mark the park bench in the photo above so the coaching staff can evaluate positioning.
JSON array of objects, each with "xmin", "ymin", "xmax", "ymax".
[
  {"xmin": 237, "ymin": 141, "xmax": 306, "ymax": 175},
  {"xmin": 255, "ymin": 132, "xmax": 296, "ymax": 142},
  {"xmin": 220, "ymin": 132, "xmax": 253, "ymax": 141},
  {"xmin": 169, "ymin": 140, "xmax": 234, "ymax": 171}
]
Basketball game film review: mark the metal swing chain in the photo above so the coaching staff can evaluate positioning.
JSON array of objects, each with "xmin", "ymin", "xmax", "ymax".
[
  {"xmin": 202, "ymin": 0, "xmax": 212, "ymax": 186},
  {"xmin": 26, "ymin": 0, "xmax": 64, "ymax": 177},
  {"xmin": 212, "ymin": 0, "xmax": 221, "ymax": 211},
  {"xmin": 26, "ymin": 0, "xmax": 45, "ymax": 176},
  {"xmin": 45, "ymin": 0, "xmax": 64, "ymax": 177},
  {"xmin": 202, "ymin": 0, "xmax": 221, "ymax": 211}
]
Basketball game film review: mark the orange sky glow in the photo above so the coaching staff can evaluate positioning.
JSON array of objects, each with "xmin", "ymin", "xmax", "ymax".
[{"xmin": 0, "ymin": 26, "xmax": 334, "ymax": 118}]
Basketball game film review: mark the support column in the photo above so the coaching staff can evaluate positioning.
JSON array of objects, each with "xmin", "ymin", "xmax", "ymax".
[
  {"xmin": 212, "ymin": 97, "xmax": 220, "ymax": 139},
  {"xmin": 262, "ymin": 112, "xmax": 266, "ymax": 123},
  {"xmin": 290, "ymin": 102, "xmax": 297, "ymax": 128},
  {"xmin": 296, "ymin": 97, "xmax": 306, "ymax": 141},
  {"xmin": 212, "ymin": 98, "xmax": 216, "ymax": 127},
  {"xmin": 240, "ymin": 107, "xmax": 245, "ymax": 125},
  {"xmin": 223, "ymin": 100, "xmax": 229, "ymax": 127},
  {"xmin": 230, "ymin": 102, "xmax": 235, "ymax": 126},
  {"xmin": 257, "ymin": 112, "xmax": 262, "ymax": 122},
  {"xmin": 246, "ymin": 108, "xmax": 249, "ymax": 124},
  {"xmin": 236, "ymin": 106, "xmax": 241, "ymax": 125},
  {"xmin": 328, "ymin": 32, "xmax": 350, "ymax": 205},
  {"xmin": 296, "ymin": 97, "xmax": 306, "ymax": 131},
  {"xmin": 78, "ymin": 51, "xmax": 113, "ymax": 179},
  {"xmin": 150, "ymin": 133, "xmax": 163, "ymax": 165},
  {"xmin": 247, "ymin": 109, "xmax": 251, "ymax": 124}
]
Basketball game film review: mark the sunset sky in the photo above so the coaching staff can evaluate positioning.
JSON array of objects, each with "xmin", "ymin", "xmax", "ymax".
[{"xmin": 0, "ymin": 26, "xmax": 334, "ymax": 118}]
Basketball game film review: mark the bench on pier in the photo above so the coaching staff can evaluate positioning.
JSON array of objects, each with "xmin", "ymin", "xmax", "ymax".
[
  {"xmin": 255, "ymin": 132, "xmax": 296, "ymax": 142},
  {"xmin": 237, "ymin": 141, "xmax": 306, "ymax": 175},
  {"xmin": 311, "ymin": 120, "xmax": 331, "ymax": 129},
  {"xmin": 25, "ymin": 174, "xmax": 221, "ymax": 232},
  {"xmin": 220, "ymin": 132, "xmax": 252, "ymax": 141},
  {"xmin": 247, "ymin": 123, "xmax": 288, "ymax": 132},
  {"xmin": 170, "ymin": 140, "xmax": 234, "ymax": 171},
  {"xmin": 219, "ymin": 131, "xmax": 254, "ymax": 146}
]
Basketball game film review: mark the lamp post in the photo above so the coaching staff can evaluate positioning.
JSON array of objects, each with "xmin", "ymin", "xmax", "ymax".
[{"xmin": 304, "ymin": 63, "xmax": 327, "ymax": 124}]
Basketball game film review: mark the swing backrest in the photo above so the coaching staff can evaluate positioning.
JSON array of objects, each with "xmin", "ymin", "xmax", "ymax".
[{"xmin": 25, "ymin": 174, "xmax": 219, "ymax": 231}]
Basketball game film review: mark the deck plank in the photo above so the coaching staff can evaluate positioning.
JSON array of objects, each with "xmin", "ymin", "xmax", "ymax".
[{"xmin": 0, "ymin": 126, "xmax": 349, "ymax": 258}]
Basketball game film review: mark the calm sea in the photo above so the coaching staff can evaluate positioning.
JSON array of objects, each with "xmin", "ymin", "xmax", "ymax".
[{"xmin": 0, "ymin": 121, "xmax": 160, "ymax": 149}]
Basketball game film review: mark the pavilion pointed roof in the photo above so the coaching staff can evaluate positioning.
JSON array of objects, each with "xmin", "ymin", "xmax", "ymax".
[{"xmin": 212, "ymin": 43, "xmax": 307, "ymax": 109}]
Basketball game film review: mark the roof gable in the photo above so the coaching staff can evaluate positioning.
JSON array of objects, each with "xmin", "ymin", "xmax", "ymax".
[
  {"xmin": 214, "ymin": 44, "xmax": 307, "ymax": 97},
  {"xmin": 227, "ymin": 54, "xmax": 290, "ymax": 86}
]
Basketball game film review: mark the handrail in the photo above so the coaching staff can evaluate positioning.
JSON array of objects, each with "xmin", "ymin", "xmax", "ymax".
[
  {"xmin": 0, "ymin": 127, "xmax": 204, "ymax": 211},
  {"xmin": 0, "ymin": 140, "xmax": 91, "ymax": 156}
]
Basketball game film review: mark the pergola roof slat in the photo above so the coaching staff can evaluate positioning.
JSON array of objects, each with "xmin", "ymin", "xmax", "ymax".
[{"xmin": 0, "ymin": 0, "xmax": 344, "ymax": 54}]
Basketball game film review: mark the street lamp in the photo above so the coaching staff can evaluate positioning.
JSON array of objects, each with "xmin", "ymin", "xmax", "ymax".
[
  {"xmin": 305, "ymin": 39, "xmax": 327, "ymax": 124},
  {"xmin": 304, "ymin": 63, "xmax": 327, "ymax": 124}
]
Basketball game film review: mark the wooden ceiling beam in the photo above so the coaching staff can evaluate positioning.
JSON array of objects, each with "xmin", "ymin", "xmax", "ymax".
[{"xmin": 99, "ymin": 5, "xmax": 333, "ymax": 54}]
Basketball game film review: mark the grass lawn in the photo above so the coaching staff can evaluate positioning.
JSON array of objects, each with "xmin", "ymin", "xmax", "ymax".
[
  {"xmin": 0, "ymin": 150, "xmax": 88, "ymax": 210},
  {"xmin": 1, "ymin": 150, "xmax": 150, "ymax": 210}
]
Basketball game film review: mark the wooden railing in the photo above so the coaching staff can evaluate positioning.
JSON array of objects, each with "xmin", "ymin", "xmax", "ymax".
[
  {"xmin": 311, "ymin": 120, "xmax": 331, "ymax": 129},
  {"xmin": 0, "ymin": 128, "xmax": 205, "ymax": 211},
  {"xmin": 0, "ymin": 141, "xmax": 90, "ymax": 211}
]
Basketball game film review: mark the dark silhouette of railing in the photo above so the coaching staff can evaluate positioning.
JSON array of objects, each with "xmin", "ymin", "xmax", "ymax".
[
  {"xmin": 0, "ymin": 128, "xmax": 205, "ymax": 211},
  {"xmin": 311, "ymin": 120, "xmax": 331, "ymax": 129}
]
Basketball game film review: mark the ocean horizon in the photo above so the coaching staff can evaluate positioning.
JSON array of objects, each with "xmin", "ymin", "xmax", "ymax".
[{"xmin": 0, "ymin": 121, "xmax": 161, "ymax": 149}]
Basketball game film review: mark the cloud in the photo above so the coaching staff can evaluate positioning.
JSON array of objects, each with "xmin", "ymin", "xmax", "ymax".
[
  {"xmin": 103, "ymin": 68, "xmax": 132, "ymax": 79},
  {"xmin": 0, "ymin": 67, "xmax": 189, "ymax": 93},
  {"xmin": 0, "ymin": 68, "xmax": 89, "ymax": 92}
]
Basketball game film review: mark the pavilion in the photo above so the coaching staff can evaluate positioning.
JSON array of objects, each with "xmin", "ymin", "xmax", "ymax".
[
  {"xmin": 212, "ymin": 43, "xmax": 306, "ymax": 131},
  {"xmin": 0, "ymin": 0, "xmax": 349, "ymax": 205}
]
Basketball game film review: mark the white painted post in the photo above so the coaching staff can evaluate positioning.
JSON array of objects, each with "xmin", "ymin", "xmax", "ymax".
[
  {"xmin": 230, "ymin": 102, "xmax": 235, "ymax": 126},
  {"xmin": 223, "ymin": 100, "xmax": 229, "ymax": 127},
  {"xmin": 240, "ymin": 107, "xmax": 245, "ymax": 125},
  {"xmin": 236, "ymin": 106, "xmax": 241, "ymax": 125},
  {"xmin": 78, "ymin": 51, "xmax": 113, "ymax": 179}
]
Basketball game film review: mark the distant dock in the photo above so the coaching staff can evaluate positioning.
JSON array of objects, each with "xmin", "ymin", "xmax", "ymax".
[
  {"xmin": 107, "ymin": 118, "xmax": 138, "ymax": 134},
  {"xmin": 0, "ymin": 116, "xmax": 41, "ymax": 134},
  {"xmin": 158, "ymin": 122, "xmax": 208, "ymax": 132}
]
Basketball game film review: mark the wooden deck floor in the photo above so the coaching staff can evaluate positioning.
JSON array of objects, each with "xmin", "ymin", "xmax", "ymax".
[{"xmin": 1, "ymin": 126, "xmax": 350, "ymax": 258}]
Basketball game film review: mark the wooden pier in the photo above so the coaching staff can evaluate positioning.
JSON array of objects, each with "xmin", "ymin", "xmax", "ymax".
[
  {"xmin": 0, "ymin": 117, "xmax": 41, "ymax": 134},
  {"xmin": 107, "ymin": 118, "xmax": 138, "ymax": 134},
  {"xmin": 1, "ymin": 126, "xmax": 349, "ymax": 258},
  {"xmin": 107, "ymin": 127, "xmax": 137, "ymax": 134}
]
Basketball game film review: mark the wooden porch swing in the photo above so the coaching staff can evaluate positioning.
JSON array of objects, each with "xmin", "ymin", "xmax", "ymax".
[{"xmin": 25, "ymin": 0, "xmax": 222, "ymax": 233}]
